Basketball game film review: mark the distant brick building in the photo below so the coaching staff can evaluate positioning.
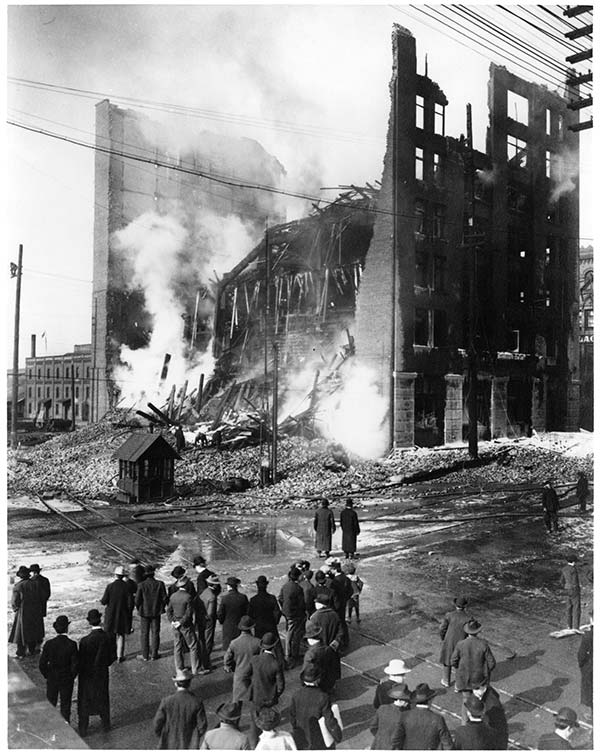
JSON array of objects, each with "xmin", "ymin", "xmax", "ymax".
[
  {"xmin": 579, "ymin": 245, "xmax": 593, "ymax": 430},
  {"xmin": 25, "ymin": 343, "xmax": 92, "ymax": 426}
]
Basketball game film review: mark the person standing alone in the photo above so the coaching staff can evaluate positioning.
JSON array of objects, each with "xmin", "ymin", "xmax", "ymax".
[
  {"xmin": 314, "ymin": 499, "xmax": 336, "ymax": 558},
  {"xmin": 340, "ymin": 499, "xmax": 360, "ymax": 559},
  {"xmin": 560, "ymin": 553, "xmax": 581, "ymax": 631},
  {"xmin": 101, "ymin": 565, "xmax": 134, "ymax": 662}
]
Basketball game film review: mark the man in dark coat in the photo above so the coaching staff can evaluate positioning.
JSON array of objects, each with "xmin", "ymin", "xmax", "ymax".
[
  {"xmin": 299, "ymin": 569, "xmax": 317, "ymax": 620},
  {"xmin": 289, "ymin": 665, "xmax": 342, "ymax": 750},
  {"xmin": 77, "ymin": 608, "xmax": 117, "ymax": 736},
  {"xmin": 331, "ymin": 562, "xmax": 353, "ymax": 651},
  {"xmin": 372, "ymin": 659, "xmax": 412, "ymax": 709},
  {"xmin": 200, "ymin": 575, "xmax": 220, "ymax": 662},
  {"xmin": 38, "ymin": 614, "xmax": 78, "ymax": 722},
  {"xmin": 9, "ymin": 565, "xmax": 45, "ymax": 658},
  {"xmin": 537, "ymin": 706, "xmax": 579, "ymax": 749},
  {"xmin": 578, "ymin": 611, "xmax": 593, "ymax": 719},
  {"xmin": 168, "ymin": 566, "xmax": 197, "ymax": 599},
  {"xmin": 451, "ymin": 619, "xmax": 496, "ymax": 711},
  {"xmin": 130, "ymin": 559, "xmax": 146, "ymax": 586},
  {"xmin": 217, "ymin": 576, "xmax": 249, "ymax": 652},
  {"xmin": 542, "ymin": 481, "xmax": 560, "ymax": 533},
  {"xmin": 101, "ymin": 565, "xmax": 134, "ymax": 662},
  {"xmin": 391, "ymin": 683, "xmax": 453, "ymax": 750},
  {"xmin": 247, "ymin": 632, "xmax": 285, "ymax": 747},
  {"xmin": 193, "ymin": 555, "xmax": 216, "ymax": 594},
  {"xmin": 167, "ymin": 580, "xmax": 201, "ymax": 675},
  {"xmin": 278, "ymin": 567, "xmax": 306, "ymax": 668},
  {"xmin": 224, "ymin": 616, "xmax": 261, "ymax": 713},
  {"xmin": 29, "ymin": 563, "xmax": 51, "ymax": 650},
  {"xmin": 314, "ymin": 498, "xmax": 336, "ymax": 558},
  {"xmin": 439, "ymin": 596, "xmax": 471, "ymax": 687},
  {"xmin": 467, "ymin": 680, "xmax": 508, "ymax": 748},
  {"xmin": 559, "ymin": 553, "xmax": 581, "ymax": 630},
  {"xmin": 340, "ymin": 499, "xmax": 360, "ymax": 559},
  {"xmin": 249, "ymin": 576, "xmax": 282, "ymax": 638},
  {"xmin": 153, "ymin": 667, "xmax": 207, "ymax": 749},
  {"xmin": 135, "ymin": 564, "xmax": 167, "ymax": 661},
  {"xmin": 302, "ymin": 621, "xmax": 340, "ymax": 695},
  {"xmin": 311, "ymin": 593, "xmax": 343, "ymax": 650},
  {"xmin": 453, "ymin": 696, "xmax": 496, "ymax": 750},
  {"xmin": 369, "ymin": 684, "xmax": 411, "ymax": 750}
]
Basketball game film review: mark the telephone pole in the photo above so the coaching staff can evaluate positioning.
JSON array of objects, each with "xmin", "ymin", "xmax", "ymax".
[
  {"xmin": 11, "ymin": 244, "xmax": 23, "ymax": 450},
  {"xmin": 465, "ymin": 105, "xmax": 479, "ymax": 459}
]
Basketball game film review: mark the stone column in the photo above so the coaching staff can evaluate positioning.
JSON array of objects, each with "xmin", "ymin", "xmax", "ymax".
[
  {"xmin": 565, "ymin": 379, "xmax": 581, "ymax": 431},
  {"xmin": 490, "ymin": 376, "xmax": 509, "ymax": 439},
  {"xmin": 531, "ymin": 376, "xmax": 547, "ymax": 433},
  {"xmin": 444, "ymin": 374, "xmax": 464, "ymax": 445},
  {"xmin": 393, "ymin": 372, "xmax": 417, "ymax": 448}
]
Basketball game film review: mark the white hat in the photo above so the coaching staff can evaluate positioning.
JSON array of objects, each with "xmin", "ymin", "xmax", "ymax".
[
  {"xmin": 384, "ymin": 659, "xmax": 411, "ymax": 676},
  {"xmin": 114, "ymin": 566, "xmax": 126, "ymax": 576}
]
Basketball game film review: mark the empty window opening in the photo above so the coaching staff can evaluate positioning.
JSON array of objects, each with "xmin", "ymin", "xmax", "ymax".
[
  {"xmin": 507, "ymin": 135, "xmax": 527, "ymax": 167},
  {"xmin": 507, "ymin": 90, "xmax": 529, "ymax": 125},
  {"xmin": 433, "ymin": 153, "xmax": 442, "ymax": 184},
  {"xmin": 510, "ymin": 329, "xmax": 520, "ymax": 352},
  {"xmin": 415, "ymin": 199, "xmax": 425, "ymax": 233},
  {"xmin": 434, "ymin": 103, "xmax": 445, "ymax": 135},
  {"xmin": 546, "ymin": 150, "xmax": 552, "ymax": 179},
  {"xmin": 546, "ymin": 109, "xmax": 552, "ymax": 135},
  {"xmin": 416, "ymin": 252, "xmax": 428, "ymax": 287},
  {"xmin": 414, "ymin": 308, "xmax": 429, "ymax": 346},
  {"xmin": 416, "ymin": 95, "xmax": 424, "ymax": 129},
  {"xmin": 432, "ymin": 205, "xmax": 445, "ymax": 238},
  {"xmin": 415, "ymin": 147, "xmax": 424, "ymax": 180}
]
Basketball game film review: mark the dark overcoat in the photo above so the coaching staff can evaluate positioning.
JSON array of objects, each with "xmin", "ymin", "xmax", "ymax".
[
  {"xmin": 248, "ymin": 591, "xmax": 281, "ymax": 638},
  {"xmin": 135, "ymin": 576, "xmax": 167, "ymax": 617},
  {"xmin": 300, "ymin": 579, "xmax": 317, "ymax": 618},
  {"xmin": 439, "ymin": 608, "xmax": 471, "ymax": 665},
  {"xmin": 453, "ymin": 720, "xmax": 496, "ymax": 750},
  {"xmin": 249, "ymin": 650, "xmax": 285, "ymax": 708},
  {"xmin": 302, "ymin": 643, "xmax": 340, "ymax": 692},
  {"xmin": 289, "ymin": 685, "xmax": 342, "ymax": 750},
  {"xmin": 224, "ymin": 632, "xmax": 261, "ymax": 702},
  {"xmin": 217, "ymin": 590, "xmax": 249, "ymax": 651},
  {"xmin": 478, "ymin": 686, "xmax": 508, "ymax": 749},
  {"xmin": 340, "ymin": 508, "xmax": 360, "ymax": 553},
  {"xmin": 30, "ymin": 573, "xmax": 51, "ymax": 617},
  {"xmin": 278, "ymin": 579, "xmax": 306, "ymax": 619},
  {"xmin": 77, "ymin": 628, "xmax": 116, "ymax": 718},
  {"xmin": 370, "ymin": 703, "xmax": 409, "ymax": 749},
  {"xmin": 311, "ymin": 606, "xmax": 343, "ymax": 647},
  {"xmin": 451, "ymin": 635, "xmax": 496, "ymax": 691},
  {"xmin": 9, "ymin": 577, "xmax": 45, "ymax": 646},
  {"xmin": 153, "ymin": 689, "xmax": 207, "ymax": 749},
  {"xmin": 39, "ymin": 634, "xmax": 78, "ymax": 684},
  {"xmin": 537, "ymin": 732, "xmax": 573, "ymax": 749},
  {"xmin": 373, "ymin": 679, "xmax": 395, "ymax": 710},
  {"xmin": 101, "ymin": 578, "xmax": 134, "ymax": 635},
  {"xmin": 391, "ymin": 706, "xmax": 453, "ymax": 750},
  {"xmin": 314, "ymin": 507, "xmax": 336, "ymax": 552},
  {"xmin": 578, "ymin": 627, "xmax": 593, "ymax": 707}
]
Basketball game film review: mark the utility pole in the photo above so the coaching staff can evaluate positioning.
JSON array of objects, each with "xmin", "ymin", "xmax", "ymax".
[
  {"xmin": 260, "ymin": 221, "xmax": 272, "ymax": 484},
  {"xmin": 465, "ymin": 105, "xmax": 479, "ymax": 459},
  {"xmin": 71, "ymin": 366, "xmax": 76, "ymax": 431},
  {"xmin": 11, "ymin": 244, "xmax": 23, "ymax": 450},
  {"xmin": 563, "ymin": 5, "xmax": 593, "ymax": 131},
  {"xmin": 271, "ymin": 343, "xmax": 279, "ymax": 483}
]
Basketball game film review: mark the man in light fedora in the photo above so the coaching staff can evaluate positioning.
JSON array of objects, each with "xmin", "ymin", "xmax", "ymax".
[
  {"xmin": 537, "ymin": 706, "xmax": 579, "ymax": 749},
  {"xmin": 224, "ymin": 615, "xmax": 261, "ymax": 716},
  {"xmin": 373, "ymin": 658, "xmax": 412, "ymax": 709},
  {"xmin": 77, "ymin": 608, "xmax": 117, "ymax": 737},
  {"xmin": 392, "ymin": 682, "xmax": 453, "ymax": 750},
  {"xmin": 451, "ymin": 619, "xmax": 496, "ymax": 711},
  {"xmin": 101, "ymin": 565, "xmax": 134, "ymax": 662},
  {"xmin": 38, "ymin": 614, "xmax": 78, "ymax": 722},
  {"xmin": 153, "ymin": 667, "xmax": 207, "ymax": 749},
  {"xmin": 217, "ymin": 576, "xmax": 249, "ymax": 651},
  {"xmin": 439, "ymin": 596, "xmax": 471, "ymax": 687},
  {"xmin": 255, "ymin": 706, "xmax": 296, "ymax": 750},
  {"xmin": 370, "ymin": 683, "xmax": 412, "ymax": 750},
  {"xmin": 199, "ymin": 702, "xmax": 250, "ymax": 749}
]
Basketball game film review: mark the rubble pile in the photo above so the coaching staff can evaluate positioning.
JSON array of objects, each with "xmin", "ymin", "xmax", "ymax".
[{"xmin": 7, "ymin": 416, "xmax": 592, "ymax": 506}]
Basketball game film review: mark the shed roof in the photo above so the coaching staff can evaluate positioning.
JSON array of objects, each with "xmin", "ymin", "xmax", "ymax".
[{"xmin": 112, "ymin": 433, "xmax": 181, "ymax": 462}]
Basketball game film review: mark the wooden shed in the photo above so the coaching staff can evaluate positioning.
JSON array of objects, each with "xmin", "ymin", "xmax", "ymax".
[{"xmin": 112, "ymin": 433, "xmax": 180, "ymax": 503}]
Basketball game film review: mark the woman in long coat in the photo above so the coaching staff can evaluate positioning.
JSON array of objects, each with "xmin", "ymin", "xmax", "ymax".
[
  {"xmin": 100, "ymin": 567, "xmax": 134, "ymax": 661},
  {"xmin": 339, "ymin": 499, "xmax": 360, "ymax": 559},
  {"xmin": 9, "ymin": 566, "xmax": 45, "ymax": 657},
  {"xmin": 314, "ymin": 499, "xmax": 336, "ymax": 558}
]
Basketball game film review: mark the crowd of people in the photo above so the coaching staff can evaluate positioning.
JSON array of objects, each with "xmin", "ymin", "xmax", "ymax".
[{"xmin": 9, "ymin": 544, "xmax": 593, "ymax": 749}]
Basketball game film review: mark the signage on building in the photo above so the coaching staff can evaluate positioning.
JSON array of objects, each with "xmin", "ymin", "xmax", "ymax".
[
  {"xmin": 497, "ymin": 351, "xmax": 528, "ymax": 361},
  {"xmin": 580, "ymin": 334, "xmax": 594, "ymax": 343}
]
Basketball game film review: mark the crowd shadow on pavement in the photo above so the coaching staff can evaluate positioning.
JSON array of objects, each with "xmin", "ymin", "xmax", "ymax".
[
  {"xmin": 339, "ymin": 703, "xmax": 375, "ymax": 737},
  {"xmin": 503, "ymin": 676, "xmax": 570, "ymax": 720},
  {"xmin": 492, "ymin": 647, "xmax": 545, "ymax": 682}
]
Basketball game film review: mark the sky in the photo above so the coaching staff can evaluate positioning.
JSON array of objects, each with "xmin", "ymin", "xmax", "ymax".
[{"xmin": 4, "ymin": 2, "xmax": 595, "ymax": 373}]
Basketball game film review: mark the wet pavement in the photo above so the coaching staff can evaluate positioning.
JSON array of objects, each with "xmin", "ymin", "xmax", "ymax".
[{"xmin": 7, "ymin": 488, "xmax": 594, "ymax": 749}]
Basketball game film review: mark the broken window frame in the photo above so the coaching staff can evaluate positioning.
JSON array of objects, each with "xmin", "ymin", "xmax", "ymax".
[
  {"xmin": 414, "ymin": 307, "xmax": 430, "ymax": 346},
  {"xmin": 415, "ymin": 147, "xmax": 424, "ymax": 181},
  {"xmin": 433, "ymin": 152, "xmax": 443, "ymax": 185},
  {"xmin": 432, "ymin": 204, "xmax": 445, "ymax": 238},
  {"xmin": 507, "ymin": 134, "xmax": 527, "ymax": 167},
  {"xmin": 507, "ymin": 90, "xmax": 529, "ymax": 126},
  {"xmin": 415, "ymin": 251, "xmax": 429, "ymax": 288},
  {"xmin": 416, "ymin": 95, "xmax": 425, "ymax": 129},
  {"xmin": 414, "ymin": 199, "xmax": 425, "ymax": 234},
  {"xmin": 545, "ymin": 150, "xmax": 552, "ymax": 179},
  {"xmin": 434, "ymin": 102, "xmax": 445, "ymax": 135}
]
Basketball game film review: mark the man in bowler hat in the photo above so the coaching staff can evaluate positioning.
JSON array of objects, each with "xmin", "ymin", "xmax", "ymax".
[
  {"xmin": 77, "ymin": 608, "xmax": 117, "ymax": 736},
  {"xmin": 453, "ymin": 696, "xmax": 496, "ymax": 749},
  {"xmin": 392, "ymin": 683, "xmax": 453, "ymax": 750},
  {"xmin": 199, "ymin": 702, "xmax": 250, "ymax": 749},
  {"xmin": 135, "ymin": 564, "xmax": 167, "ymax": 661},
  {"xmin": 537, "ymin": 707, "xmax": 579, "ymax": 749},
  {"xmin": 370, "ymin": 684, "xmax": 412, "ymax": 750},
  {"xmin": 153, "ymin": 667, "xmax": 207, "ymax": 749},
  {"xmin": 248, "ymin": 631, "xmax": 286, "ymax": 747},
  {"xmin": 451, "ymin": 619, "xmax": 496, "ymax": 713},
  {"xmin": 39, "ymin": 614, "xmax": 78, "ymax": 722},
  {"xmin": 217, "ymin": 576, "xmax": 249, "ymax": 651},
  {"xmin": 224, "ymin": 615, "xmax": 261, "ymax": 716}
]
